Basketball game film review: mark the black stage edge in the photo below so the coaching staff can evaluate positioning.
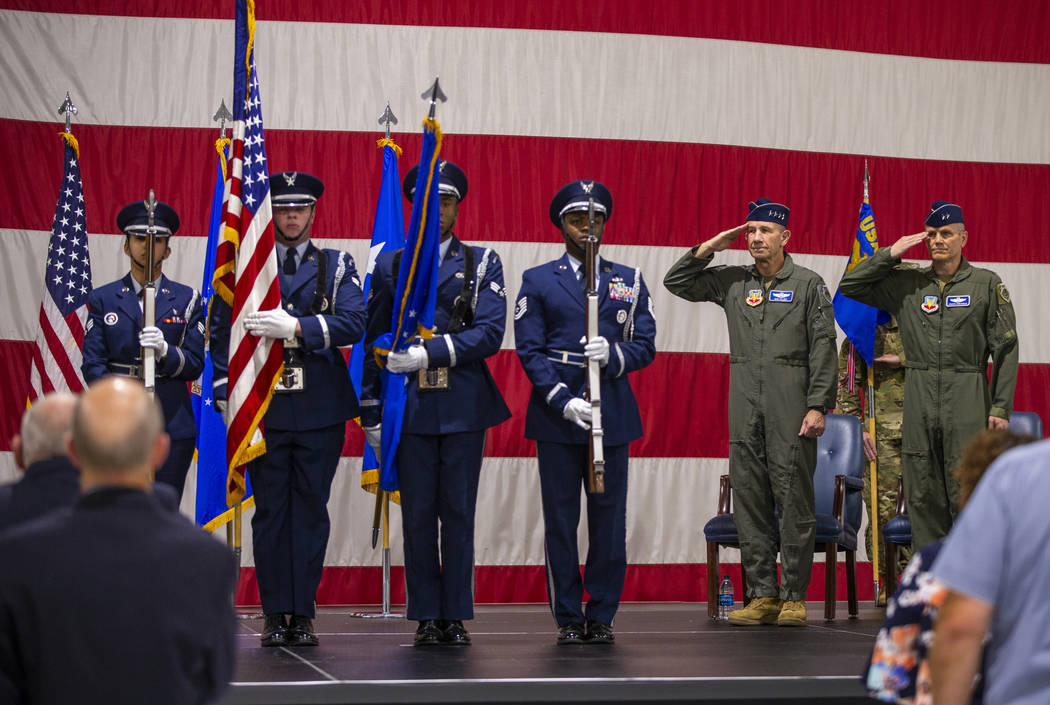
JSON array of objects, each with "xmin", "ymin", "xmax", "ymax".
[{"xmin": 220, "ymin": 603, "xmax": 880, "ymax": 705}]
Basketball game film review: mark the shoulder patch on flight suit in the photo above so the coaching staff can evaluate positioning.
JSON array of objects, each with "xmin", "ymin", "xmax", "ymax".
[
  {"xmin": 818, "ymin": 284, "xmax": 832, "ymax": 305},
  {"xmin": 996, "ymin": 282, "xmax": 1010, "ymax": 304},
  {"xmin": 921, "ymin": 295, "xmax": 939, "ymax": 313},
  {"xmin": 514, "ymin": 297, "xmax": 527, "ymax": 320},
  {"xmin": 745, "ymin": 289, "xmax": 763, "ymax": 307}
]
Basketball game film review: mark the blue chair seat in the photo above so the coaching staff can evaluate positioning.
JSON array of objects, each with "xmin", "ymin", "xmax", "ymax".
[
  {"xmin": 883, "ymin": 514, "xmax": 912, "ymax": 545},
  {"xmin": 815, "ymin": 513, "xmax": 857, "ymax": 549},
  {"xmin": 703, "ymin": 513, "xmax": 742, "ymax": 545}
]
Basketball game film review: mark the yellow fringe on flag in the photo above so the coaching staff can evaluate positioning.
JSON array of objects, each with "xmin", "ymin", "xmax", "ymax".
[
  {"xmin": 215, "ymin": 137, "xmax": 231, "ymax": 179},
  {"xmin": 245, "ymin": 0, "xmax": 256, "ymax": 83},
  {"xmin": 376, "ymin": 138, "xmax": 402, "ymax": 157},
  {"xmin": 202, "ymin": 495, "xmax": 257, "ymax": 533},
  {"xmin": 59, "ymin": 131, "xmax": 80, "ymax": 160}
]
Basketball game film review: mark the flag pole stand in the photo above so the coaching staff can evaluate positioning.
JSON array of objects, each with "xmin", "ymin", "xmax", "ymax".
[{"xmin": 351, "ymin": 493, "xmax": 403, "ymax": 619}]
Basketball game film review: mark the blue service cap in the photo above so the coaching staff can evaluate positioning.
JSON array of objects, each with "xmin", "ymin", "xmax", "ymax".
[
  {"xmin": 402, "ymin": 160, "xmax": 468, "ymax": 202},
  {"xmin": 117, "ymin": 199, "xmax": 180, "ymax": 236},
  {"xmin": 925, "ymin": 201, "xmax": 964, "ymax": 227},
  {"xmin": 269, "ymin": 171, "xmax": 324, "ymax": 207},
  {"xmin": 549, "ymin": 180, "xmax": 613, "ymax": 227},
  {"xmin": 746, "ymin": 198, "xmax": 790, "ymax": 227}
]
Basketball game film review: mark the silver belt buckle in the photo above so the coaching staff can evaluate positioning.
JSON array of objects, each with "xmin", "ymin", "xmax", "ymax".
[
  {"xmin": 275, "ymin": 365, "xmax": 305, "ymax": 393},
  {"xmin": 417, "ymin": 367, "xmax": 450, "ymax": 392}
]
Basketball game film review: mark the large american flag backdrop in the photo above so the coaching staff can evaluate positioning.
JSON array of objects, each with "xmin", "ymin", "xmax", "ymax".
[{"xmin": 1, "ymin": 1, "xmax": 1047, "ymax": 605}]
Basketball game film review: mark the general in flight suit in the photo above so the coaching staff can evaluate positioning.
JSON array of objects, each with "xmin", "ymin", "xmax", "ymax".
[
  {"xmin": 514, "ymin": 180, "xmax": 656, "ymax": 644},
  {"xmin": 664, "ymin": 199, "xmax": 837, "ymax": 627},
  {"xmin": 838, "ymin": 200, "xmax": 1018, "ymax": 550},
  {"xmin": 361, "ymin": 161, "xmax": 510, "ymax": 646},
  {"xmin": 82, "ymin": 200, "xmax": 204, "ymax": 498}
]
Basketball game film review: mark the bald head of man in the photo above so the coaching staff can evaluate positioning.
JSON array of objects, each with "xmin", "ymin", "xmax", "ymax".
[
  {"xmin": 68, "ymin": 377, "xmax": 169, "ymax": 488},
  {"xmin": 13, "ymin": 392, "xmax": 77, "ymax": 470}
]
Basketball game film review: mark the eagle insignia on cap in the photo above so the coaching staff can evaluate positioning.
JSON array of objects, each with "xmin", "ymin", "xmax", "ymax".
[
  {"xmin": 283, "ymin": 172, "xmax": 298, "ymax": 186},
  {"xmin": 439, "ymin": 161, "xmax": 447, "ymax": 172},
  {"xmin": 580, "ymin": 181, "xmax": 594, "ymax": 193}
]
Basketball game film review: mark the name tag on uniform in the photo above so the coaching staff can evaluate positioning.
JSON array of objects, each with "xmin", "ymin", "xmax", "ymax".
[
  {"xmin": 921, "ymin": 295, "xmax": 939, "ymax": 313},
  {"xmin": 945, "ymin": 295, "xmax": 971, "ymax": 308},
  {"xmin": 745, "ymin": 289, "xmax": 763, "ymax": 307},
  {"xmin": 769, "ymin": 290, "xmax": 794, "ymax": 302}
]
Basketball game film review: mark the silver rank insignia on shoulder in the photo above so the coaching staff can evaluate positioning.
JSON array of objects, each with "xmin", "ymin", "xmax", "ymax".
[{"xmin": 514, "ymin": 297, "xmax": 527, "ymax": 320}]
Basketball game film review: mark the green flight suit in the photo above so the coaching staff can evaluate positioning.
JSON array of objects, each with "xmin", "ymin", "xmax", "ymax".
[
  {"xmin": 665, "ymin": 250, "xmax": 838, "ymax": 601},
  {"xmin": 838, "ymin": 248, "xmax": 1018, "ymax": 550}
]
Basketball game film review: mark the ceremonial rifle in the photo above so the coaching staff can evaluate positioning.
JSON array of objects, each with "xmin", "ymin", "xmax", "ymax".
[
  {"xmin": 584, "ymin": 198, "xmax": 606, "ymax": 493},
  {"xmin": 141, "ymin": 189, "xmax": 159, "ymax": 397}
]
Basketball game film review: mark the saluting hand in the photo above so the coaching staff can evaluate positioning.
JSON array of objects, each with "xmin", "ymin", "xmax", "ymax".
[
  {"xmin": 889, "ymin": 232, "xmax": 928, "ymax": 259},
  {"xmin": 696, "ymin": 224, "xmax": 747, "ymax": 258},
  {"xmin": 798, "ymin": 409, "xmax": 826, "ymax": 439}
]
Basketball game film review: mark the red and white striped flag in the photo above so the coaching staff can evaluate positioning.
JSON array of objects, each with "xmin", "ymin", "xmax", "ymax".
[
  {"xmin": 220, "ymin": 0, "xmax": 283, "ymax": 504},
  {"xmin": 28, "ymin": 132, "xmax": 91, "ymax": 400}
]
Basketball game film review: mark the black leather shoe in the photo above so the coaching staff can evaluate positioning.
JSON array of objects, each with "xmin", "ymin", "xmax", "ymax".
[
  {"xmin": 414, "ymin": 619, "xmax": 444, "ymax": 647},
  {"xmin": 260, "ymin": 614, "xmax": 288, "ymax": 647},
  {"xmin": 287, "ymin": 615, "xmax": 318, "ymax": 647},
  {"xmin": 556, "ymin": 622, "xmax": 586, "ymax": 645},
  {"xmin": 585, "ymin": 621, "xmax": 614, "ymax": 644},
  {"xmin": 443, "ymin": 620, "xmax": 471, "ymax": 646}
]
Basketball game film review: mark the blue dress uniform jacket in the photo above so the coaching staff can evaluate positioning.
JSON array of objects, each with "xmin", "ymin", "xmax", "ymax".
[
  {"xmin": 82, "ymin": 274, "xmax": 205, "ymax": 441},
  {"xmin": 210, "ymin": 243, "xmax": 366, "ymax": 430},
  {"xmin": 361, "ymin": 236, "xmax": 510, "ymax": 621},
  {"xmin": 208, "ymin": 242, "xmax": 365, "ymax": 618},
  {"xmin": 514, "ymin": 254, "xmax": 656, "ymax": 444},
  {"xmin": 361, "ymin": 236, "xmax": 510, "ymax": 432},
  {"xmin": 0, "ymin": 486, "xmax": 237, "ymax": 705}
]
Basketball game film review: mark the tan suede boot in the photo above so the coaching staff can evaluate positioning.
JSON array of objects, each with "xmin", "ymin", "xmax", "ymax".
[
  {"xmin": 777, "ymin": 600, "xmax": 807, "ymax": 627},
  {"xmin": 727, "ymin": 597, "xmax": 783, "ymax": 625}
]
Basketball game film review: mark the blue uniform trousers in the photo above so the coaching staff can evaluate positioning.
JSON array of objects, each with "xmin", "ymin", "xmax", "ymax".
[
  {"xmin": 536, "ymin": 441, "xmax": 629, "ymax": 628},
  {"xmin": 155, "ymin": 437, "xmax": 195, "ymax": 499},
  {"xmin": 398, "ymin": 430, "xmax": 486, "ymax": 621},
  {"xmin": 247, "ymin": 423, "xmax": 344, "ymax": 617}
]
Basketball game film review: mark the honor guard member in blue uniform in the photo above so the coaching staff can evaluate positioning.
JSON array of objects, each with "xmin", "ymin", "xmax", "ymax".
[
  {"xmin": 210, "ymin": 171, "xmax": 366, "ymax": 648},
  {"xmin": 81, "ymin": 199, "xmax": 204, "ymax": 499},
  {"xmin": 514, "ymin": 180, "xmax": 656, "ymax": 645},
  {"xmin": 664, "ymin": 199, "xmax": 838, "ymax": 628},
  {"xmin": 361, "ymin": 160, "xmax": 510, "ymax": 646}
]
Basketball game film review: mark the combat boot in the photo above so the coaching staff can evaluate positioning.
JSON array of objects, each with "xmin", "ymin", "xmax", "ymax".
[
  {"xmin": 777, "ymin": 600, "xmax": 807, "ymax": 627},
  {"xmin": 727, "ymin": 597, "xmax": 782, "ymax": 625}
]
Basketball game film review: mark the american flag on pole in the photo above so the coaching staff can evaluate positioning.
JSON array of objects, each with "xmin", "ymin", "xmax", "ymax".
[
  {"xmin": 220, "ymin": 0, "xmax": 283, "ymax": 504},
  {"xmin": 28, "ymin": 132, "xmax": 91, "ymax": 400}
]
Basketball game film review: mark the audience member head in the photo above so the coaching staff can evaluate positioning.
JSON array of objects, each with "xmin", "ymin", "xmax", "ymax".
[
  {"xmin": 68, "ymin": 377, "xmax": 169, "ymax": 489},
  {"xmin": 954, "ymin": 428, "xmax": 1037, "ymax": 508},
  {"xmin": 12, "ymin": 392, "xmax": 77, "ymax": 470}
]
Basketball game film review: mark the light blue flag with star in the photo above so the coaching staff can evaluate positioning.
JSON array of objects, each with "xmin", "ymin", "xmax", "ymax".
[
  {"xmin": 349, "ymin": 139, "xmax": 405, "ymax": 494},
  {"xmin": 373, "ymin": 118, "xmax": 443, "ymax": 491},
  {"xmin": 194, "ymin": 148, "xmax": 252, "ymax": 529}
]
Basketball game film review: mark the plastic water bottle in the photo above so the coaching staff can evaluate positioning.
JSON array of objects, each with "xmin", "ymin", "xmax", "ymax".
[{"xmin": 718, "ymin": 575, "xmax": 734, "ymax": 620}]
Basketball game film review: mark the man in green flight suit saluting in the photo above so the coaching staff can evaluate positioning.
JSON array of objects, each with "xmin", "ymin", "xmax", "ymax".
[
  {"xmin": 838, "ymin": 201, "xmax": 1018, "ymax": 552},
  {"xmin": 664, "ymin": 199, "xmax": 838, "ymax": 627}
]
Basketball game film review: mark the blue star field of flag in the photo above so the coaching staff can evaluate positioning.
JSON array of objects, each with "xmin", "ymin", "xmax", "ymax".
[
  {"xmin": 237, "ymin": 66, "xmax": 269, "ymax": 215},
  {"xmin": 47, "ymin": 143, "xmax": 91, "ymax": 316}
]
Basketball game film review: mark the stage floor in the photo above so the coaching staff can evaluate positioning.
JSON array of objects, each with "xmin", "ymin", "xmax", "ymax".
[{"xmin": 220, "ymin": 602, "xmax": 880, "ymax": 704}]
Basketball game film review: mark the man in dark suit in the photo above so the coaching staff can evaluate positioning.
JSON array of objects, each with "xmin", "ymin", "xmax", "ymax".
[
  {"xmin": 362, "ymin": 160, "xmax": 510, "ymax": 646},
  {"xmin": 81, "ymin": 199, "xmax": 205, "ymax": 498},
  {"xmin": 0, "ymin": 392, "xmax": 78, "ymax": 532},
  {"xmin": 513, "ymin": 180, "xmax": 656, "ymax": 644},
  {"xmin": 210, "ymin": 171, "xmax": 366, "ymax": 647},
  {"xmin": 0, "ymin": 377, "xmax": 237, "ymax": 705}
]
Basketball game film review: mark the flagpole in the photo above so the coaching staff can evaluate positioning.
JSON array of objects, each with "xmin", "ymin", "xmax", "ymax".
[
  {"xmin": 351, "ymin": 102, "xmax": 406, "ymax": 620},
  {"xmin": 863, "ymin": 160, "xmax": 881, "ymax": 602}
]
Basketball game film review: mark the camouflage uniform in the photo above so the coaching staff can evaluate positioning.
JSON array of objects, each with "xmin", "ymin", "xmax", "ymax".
[{"xmin": 836, "ymin": 318, "xmax": 910, "ymax": 589}]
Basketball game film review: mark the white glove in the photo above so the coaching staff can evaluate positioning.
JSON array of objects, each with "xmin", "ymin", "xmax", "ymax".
[
  {"xmin": 562, "ymin": 397, "xmax": 593, "ymax": 430},
  {"xmin": 386, "ymin": 345, "xmax": 429, "ymax": 374},
  {"xmin": 139, "ymin": 326, "xmax": 168, "ymax": 358},
  {"xmin": 363, "ymin": 424, "xmax": 382, "ymax": 460},
  {"xmin": 245, "ymin": 308, "xmax": 298, "ymax": 340},
  {"xmin": 583, "ymin": 335, "xmax": 610, "ymax": 367},
  {"xmin": 214, "ymin": 399, "xmax": 229, "ymax": 425}
]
